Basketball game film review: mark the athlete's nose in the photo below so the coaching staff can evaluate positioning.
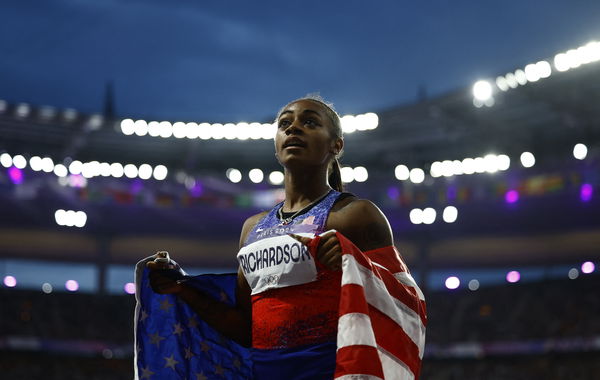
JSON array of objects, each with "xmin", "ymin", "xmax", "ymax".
[{"xmin": 285, "ymin": 120, "xmax": 304, "ymax": 135}]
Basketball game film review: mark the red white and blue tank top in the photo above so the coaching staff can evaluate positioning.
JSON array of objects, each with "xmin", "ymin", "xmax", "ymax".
[{"xmin": 237, "ymin": 190, "xmax": 344, "ymax": 349}]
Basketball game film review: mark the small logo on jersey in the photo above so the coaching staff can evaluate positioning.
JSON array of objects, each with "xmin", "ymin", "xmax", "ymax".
[{"xmin": 260, "ymin": 274, "xmax": 280, "ymax": 287}]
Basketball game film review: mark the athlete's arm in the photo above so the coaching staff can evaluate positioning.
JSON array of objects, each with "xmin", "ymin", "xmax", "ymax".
[
  {"xmin": 330, "ymin": 198, "xmax": 394, "ymax": 251},
  {"xmin": 146, "ymin": 212, "xmax": 265, "ymax": 347}
]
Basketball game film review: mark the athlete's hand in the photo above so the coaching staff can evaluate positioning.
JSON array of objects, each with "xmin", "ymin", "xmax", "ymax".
[
  {"xmin": 290, "ymin": 231, "xmax": 342, "ymax": 271},
  {"xmin": 146, "ymin": 251, "xmax": 185, "ymax": 294}
]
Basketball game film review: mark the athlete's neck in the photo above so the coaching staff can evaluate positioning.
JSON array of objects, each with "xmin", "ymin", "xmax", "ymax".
[{"xmin": 282, "ymin": 167, "xmax": 331, "ymax": 212}]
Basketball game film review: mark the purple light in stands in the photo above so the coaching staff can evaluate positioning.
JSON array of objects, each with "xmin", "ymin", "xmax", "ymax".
[
  {"xmin": 130, "ymin": 179, "xmax": 143, "ymax": 194},
  {"xmin": 580, "ymin": 184, "xmax": 593, "ymax": 202},
  {"xmin": 69, "ymin": 174, "xmax": 86, "ymax": 188},
  {"xmin": 190, "ymin": 181, "xmax": 204, "ymax": 197},
  {"xmin": 124, "ymin": 282, "xmax": 136, "ymax": 294},
  {"xmin": 506, "ymin": 271, "xmax": 521, "ymax": 283},
  {"xmin": 505, "ymin": 190, "xmax": 519, "ymax": 203},
  {"xmin": 581, "ymin": 261, "xmax": 595, "ymax": 274},
  {"xmin": 446, "ymin": 186, "xmax": 457, "ymax": 201},
  {"xmin": 387, "ymin": 186, "xmax": 400, "ymax": 200},
  {"xmin": 65, "ymin": 280, "xmax": 79, "ymax": 292},
  {"xmin": 8, "ymin": 167, "xmax": 23, "ymax": 184},
  {"xmin": 445, "ymin": 276, "xmax": 460, "ymax": 290},
  {"xmin": 3, "ymin": 275, "xmax": 17, "ymax": 287}
]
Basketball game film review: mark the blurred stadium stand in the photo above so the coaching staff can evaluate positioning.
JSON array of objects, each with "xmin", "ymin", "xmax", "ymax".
[{"xmin": 1, "ymin": 44, "xmax": 599, "ymax": 378}]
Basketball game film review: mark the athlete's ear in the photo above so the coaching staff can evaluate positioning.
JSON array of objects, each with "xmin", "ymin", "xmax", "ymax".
[{"xmin": 330, "ymin": 138, "xmax": 343, "ymax": 155}]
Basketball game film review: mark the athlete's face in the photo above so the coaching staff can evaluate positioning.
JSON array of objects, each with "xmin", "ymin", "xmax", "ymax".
[{"xmin": 274, "ymin": 100, "xmax": 342, "ymax": 169}]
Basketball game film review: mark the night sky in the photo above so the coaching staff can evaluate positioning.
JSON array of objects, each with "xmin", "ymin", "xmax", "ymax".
[{"xmin": 1, "ymin": 0, "xmax": 599, "ymax": 122}]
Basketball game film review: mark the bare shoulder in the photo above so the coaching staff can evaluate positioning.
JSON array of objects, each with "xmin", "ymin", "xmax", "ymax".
[
  {"xmin": 328, "ymin": 196, "xmax": 394, "ymax": 251},
  {"xmin": 239, "ymin": 211, "xmax": 269, "ymax": 248}
]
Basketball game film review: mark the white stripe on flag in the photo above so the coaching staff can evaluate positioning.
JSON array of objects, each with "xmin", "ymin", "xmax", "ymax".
[
  {"xmin": 378, "ymin": 347, "xmax": 415, "ymax": 380},
  {"xmin": 337, "ymin": 312, "xmax": 377, "ymax": 349},
  {"xmin": 394, "ymin": 271, "xmax": 425, "ymax": 301},
  {"xmin": 342, "ymin": 255, "xmax": 426, "ymax": 358},
  {"xmin": 370, "ymin": 262, "xmax": 425, "ymax": 302}
]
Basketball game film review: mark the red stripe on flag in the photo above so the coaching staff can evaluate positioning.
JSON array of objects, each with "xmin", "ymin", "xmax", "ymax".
[
  {"xmin": 341, "ymin": 239, "xmax": 427, "ymax": 325},
  {"xmin": 335, "ymin": 345, "xmax": 384, "ymax": 379},
  {"xmin": 369, "ymin": 306, "xmax": 422, "ymax": 378},
  {"xmin": 339, "ymin": 283, "xmax": 369, "ymax": 315},
  {"xmin": 365, "ymin": 246, "xmax": 408, "ymax": 274},
  {"xmin": 373, "ymin": 265, "xmax": 427, "ymax": 325}
]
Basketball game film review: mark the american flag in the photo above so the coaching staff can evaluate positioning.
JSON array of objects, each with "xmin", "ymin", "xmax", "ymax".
[
  {"xmin": 133, "ymin": 265, "xmax": 253, "ymax": 380},
  {"xmin": 134, "ymin": 232, "xmax": 426, "ymax": 379},
  {"xmin": 330, "ymin": 232, "xmax": 426, "ymax": 380}
]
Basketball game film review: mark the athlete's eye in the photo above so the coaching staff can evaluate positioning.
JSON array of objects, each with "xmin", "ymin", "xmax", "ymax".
[
  {"xmin": 304, "ymin": 119, "xmax": 318, "ymax": 127},
  {"xmin": 278, "ymin": 119, "xmax": 291, "ymax": 128}
]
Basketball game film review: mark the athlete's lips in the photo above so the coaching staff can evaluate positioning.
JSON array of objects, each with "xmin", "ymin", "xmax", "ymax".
[{"xmin": 282, "ymin": 137, "xmax": 307, "ymax": 149}]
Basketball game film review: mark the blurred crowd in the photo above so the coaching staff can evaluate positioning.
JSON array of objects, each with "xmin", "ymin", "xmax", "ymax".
[
  {"xmin": 421, "ymin": 353, "xmax": 600, "ymax": 380},
  {"xmin": 426, "ymin": 274, "xmax": 600, "ymax": 344},
  {"xmin": 1, "ymin": 274, "xmax": 598, "ymax": 379}
]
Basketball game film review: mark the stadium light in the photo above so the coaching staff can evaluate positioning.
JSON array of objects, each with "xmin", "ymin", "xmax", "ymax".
[
  {"xmin": 409, "ymin": 168, "xmax": 425, "ymax": 184},
  {"xmin": 55, "ymin": 209, "xmax": 87, "ymax": 228},
  {"xmin": 442, "ymin": 206, "xmax": 458, "ymax": 223},
  {"xmin": 226, "ymin": 168, "xmax": 242, "ymax": 183},
  {"xmin": 581, "ymin": 261, "xmax": 595, "ymax": 274},
  {"xmin": 353, "ymin": 166, "xmax": 368, "ymax": 182},
  {"xmin": 0, "ymin": 153, "xmax": 12, "ymax": 168},
  {"xmin": 568, "ymin": 268, "xmax": 579, "ymax": 280},
  {"xmin": 53, "ymin": 164, "xmax": 68, "ymax": 177},
  {"xmin": 472, "ymin": 80, "xmax": 493, "ymax": 102},
  {"xmin": 124, "ymin": 283, "xmax": 136, "ymax": 294},
  {"xmin": 118, "ymin": 111, "xmax": 378, "ymax": 141},
  {"xmin": 573, "ymin": 143, "xmax": 588, "ymax": 160},
  {"xmin": 29, "ymin": 156, "xmax": 43, "ymax": 171},
  {"xmin": 479, "ymin": 41, "xmax": 600, "ymax": 106},
  {"xmin": 409, "ymin": 208, "xmax": 423, "ymax": 224},
  {"xmin": 4, "ymin": 275, "xmax": 17, "ymax": 288},
  {"xmin": 445, "ymin": 276, "xmax": 460, "ymax": 290},
  {"xmin": 506, "ymin": 271, "xmax": 521, "ymax": 283},
  {"xmin": 394, "ymin": 164, "xmax": 410, "ymax": 180},
  {"xmin": 249, "ymin": 168, "xmax": 264, "ymax": 183},
  {"xmin": 422, "ymin": 208, "xmax": 436, "ymax": 224},
  {"xmin": 428, "ymin": 154, "xmax": 510, "ymax": 179},
  {"xmin": 341, "ymin": 167, "xmax": 355, "ymax": 183},
  {"xmin": 520, "ymin": 152, "xmax": 535, "ymax": 168},
  {"xmin": 65, "ymin": 280, "xmax": 79, "ymax": 292},
  {"xmin": 124, "ymin": 164, "xmax": 138, "ymax": 178},
  {"xmin": 12, "ymin": 155, "xmax": 27, "ymax": 169},
  {"xmin": 138, "ymin": 164, "xmax": 153, "ymax": 180},
  {"xmin": 172, "ymin": 122, "xmax": 187, "ymax": 139},
  {"xmin": 153, "ymin": 165, "xmax": 168, "ymax": 181},
  {"xmin": 15, "ymin": 103, "xmax": 30, "ymax": 118},
  {"xmin": 42, "ymin": 283, "xmax": 53, "ymax": 294},
  {"xmin": 468, "ymin": 279, "xmax": 479, "ymax": 291},
  {"xmin": 268, "ymin": 171, "xmax": 284, "ymax": 185}
]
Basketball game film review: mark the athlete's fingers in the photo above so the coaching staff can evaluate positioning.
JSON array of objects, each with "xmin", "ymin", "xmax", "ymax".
[
  {"xmin": 148, "ymin": 271, "xmax": 183, "ymax": 294},
  {"xmin": 146, "ymin": 260, "xmax": 176, "ymax": 270},
  {"xmin": 319, "ymin": 245, "xmax": 342, "ymax": 270},
  {"xmin": 317, "ymin": 235, "xmax": 339, "ymax": 257},
  {"xmin": 154, "ymin": 250, "xmax": 170, "ymax": 262},
  {"xmin": 315, "ymin": 233, "xmax": 339, "ymax": 257}
]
